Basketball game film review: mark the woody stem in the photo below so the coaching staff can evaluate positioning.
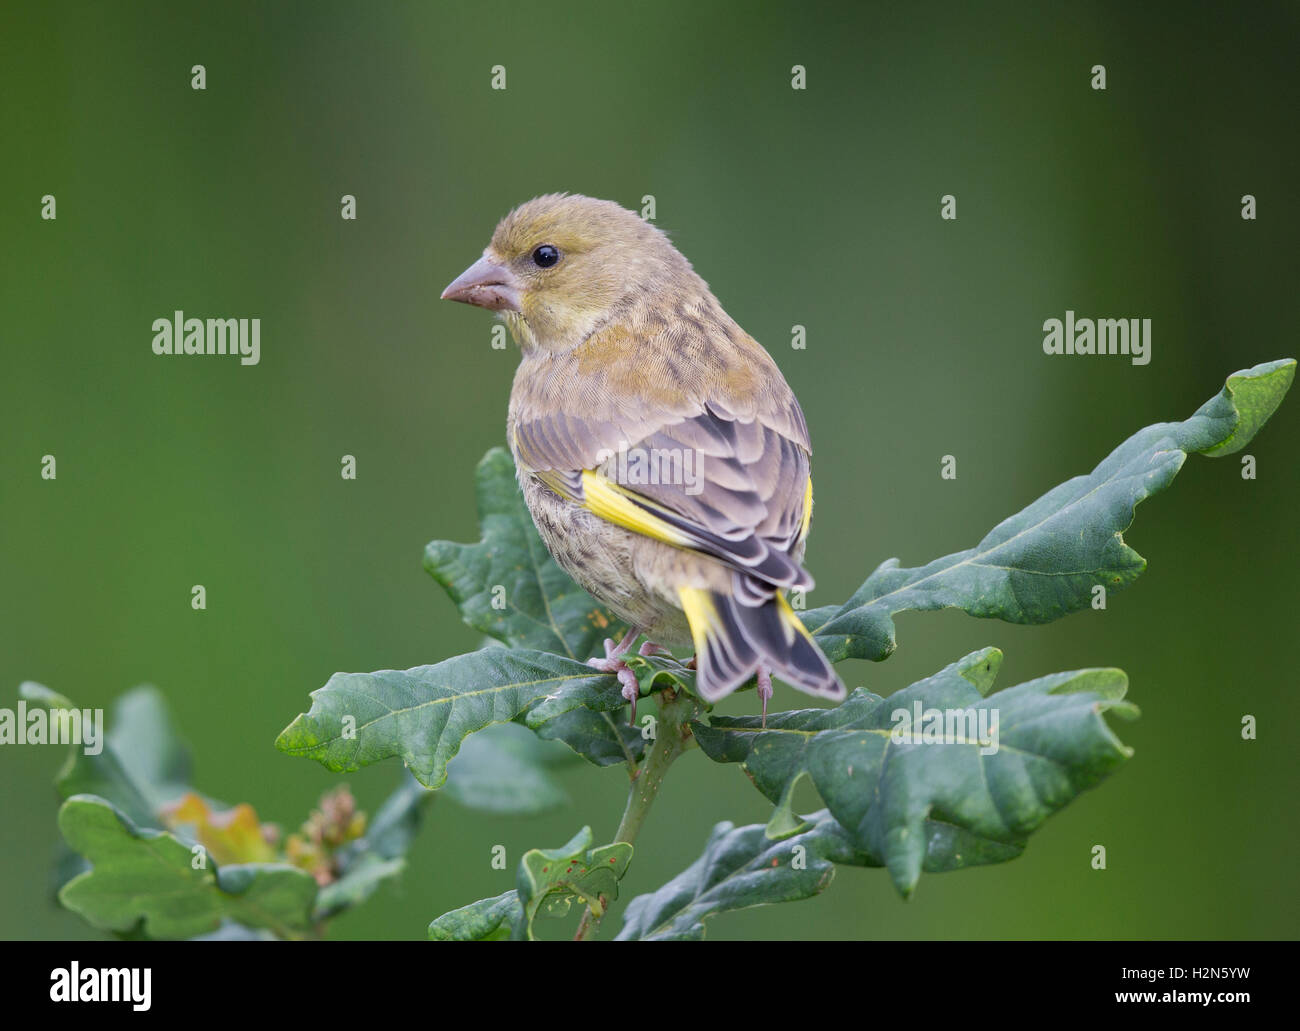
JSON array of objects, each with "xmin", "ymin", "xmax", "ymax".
[{"xmin": 574, "ymin": 688, "xmax": 696, "ymax": 940}]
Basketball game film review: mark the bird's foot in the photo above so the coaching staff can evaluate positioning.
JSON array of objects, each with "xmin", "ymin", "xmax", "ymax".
[
  {"xmin": 756, "ymin": 667, "xmax": 774, "ymax": 729},
  {"xmin": 587, "ymin": 628, "xmax": 638, "ymax": 671},
  {"xmin": 587, "ymin": 628, "xmax": 643, "ymax": 723},
  {"xmin": 638, "ymin": 641, "xmax": 670, "ymax": 657}
]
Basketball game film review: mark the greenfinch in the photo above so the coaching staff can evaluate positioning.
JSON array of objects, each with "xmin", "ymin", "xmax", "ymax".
[{"xmin": 441, "ymin": 194, "xmax": 844, "ymax": 721}]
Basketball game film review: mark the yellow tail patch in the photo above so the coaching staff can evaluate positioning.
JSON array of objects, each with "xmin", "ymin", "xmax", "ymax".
[
  {"xmin": 677, "ymin": 585, "xmax": 720, "ymax": 658},
  {"xmin": 777, "ymin": 591, "xmax": 816, "ymax": 645}
]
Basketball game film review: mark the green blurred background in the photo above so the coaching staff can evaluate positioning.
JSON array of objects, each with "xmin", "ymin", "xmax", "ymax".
[{"xmin": 2, "ymin": 0, "xmax": 1297, "ymax": 940}]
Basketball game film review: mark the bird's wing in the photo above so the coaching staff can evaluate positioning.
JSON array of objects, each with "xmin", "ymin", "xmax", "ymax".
[{"xmin": 513, "ymin": 391, "xmax": 814, "ymax": 593}]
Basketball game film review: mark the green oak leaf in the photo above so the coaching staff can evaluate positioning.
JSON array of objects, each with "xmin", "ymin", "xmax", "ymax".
[
  {"xmin": 57, "ymin": 796, "xmax": 318, "ymax": 940},
  {"xmin": 625, "ymin": 651, "xmax": 697, "ymax": 696},
  {"xmin": 428, "ymin": 890, "xmax": 524, "ymax": 941},
  {"xmin": 515, "ymin": 827, "xmax": 633, "ymax": 939},
  {"xmin": 35, "ymin": 687, "xmax": 426, "ymax": 931},
  {"xmin": 528, "ymin": 705, "xmax": 646, "ymax": 767},
  {"xmin": 424, "ymin": 447, "xmax": 623, "ymax": 659},
  {"xmin": 276, "ymin": 648, "xmax": 619, "ymax": 787},
  {"xmin": 617, "ymin": 809, "xmax": 867, "ymax": 940},
  {"xmin": 810, "ymin": 359, "xmax": 1295, "ymax": 662},
  {"xmin": 429, "ymin": 829, "xmax": 634, "ymax": 941},
  {"xmin": 694, "ymin": 647, "xmax": 1137, "ymax": 896}
]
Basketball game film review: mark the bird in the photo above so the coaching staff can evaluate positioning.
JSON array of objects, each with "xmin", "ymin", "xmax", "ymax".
[{"xmin": 440, "ymin": 194, "xmax": 844, "ymax": 724}]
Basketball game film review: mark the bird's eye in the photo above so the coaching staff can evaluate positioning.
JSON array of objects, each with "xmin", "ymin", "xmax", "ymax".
[{"xmin": 531, "ymin": 244, "xmax": 560, "ymax": 268}]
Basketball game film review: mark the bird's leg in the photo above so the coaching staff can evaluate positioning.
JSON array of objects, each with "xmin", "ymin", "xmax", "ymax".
[
  {"xmin": 756, "ymin": 666, "xmax": 774, "ymax": 729},
  {"xmin": 588, "ymin": 627, "xmax": 642, "ymax": 722}
]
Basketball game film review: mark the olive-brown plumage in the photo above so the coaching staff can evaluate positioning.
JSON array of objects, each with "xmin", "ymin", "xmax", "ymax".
[{"xmin": 442, "ymin": 194, "xmax": 844, "ymax": 715}]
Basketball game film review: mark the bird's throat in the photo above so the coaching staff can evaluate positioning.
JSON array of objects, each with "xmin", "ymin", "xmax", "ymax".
[{"xmin": 502, "ymin": 312, "xmax": 537, "ymax": 353}]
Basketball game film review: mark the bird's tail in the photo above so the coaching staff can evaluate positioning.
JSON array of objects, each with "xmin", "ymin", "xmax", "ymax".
[{"xmin": 678, "ymin": 584, "xmax": 845, "ymax": 705}]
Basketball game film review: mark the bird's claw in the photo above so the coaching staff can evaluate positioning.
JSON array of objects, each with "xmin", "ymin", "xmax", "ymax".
[{"xmin": 618, "ymin": 668, "xmax": 640, "ymax": 723}]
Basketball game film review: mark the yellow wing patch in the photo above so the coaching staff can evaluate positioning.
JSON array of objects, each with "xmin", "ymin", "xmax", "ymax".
[
  {"xmin": 800, "ymin": 476, "xmax": 813, "ymax": 540},
  {"xmin": 580, "ymin": 470, "xmax": 693, "ymax": 548}
]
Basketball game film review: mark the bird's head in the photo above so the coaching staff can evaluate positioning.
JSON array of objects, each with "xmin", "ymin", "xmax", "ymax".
[{"xmin": 441, "ymin": 193, "xmax": 697, "ymax": 352}]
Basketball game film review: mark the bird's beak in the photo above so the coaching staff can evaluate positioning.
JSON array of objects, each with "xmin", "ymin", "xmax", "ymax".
[{"xmin": 440, "ymin": 255, "xmax": 522, "ymax": 312}]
